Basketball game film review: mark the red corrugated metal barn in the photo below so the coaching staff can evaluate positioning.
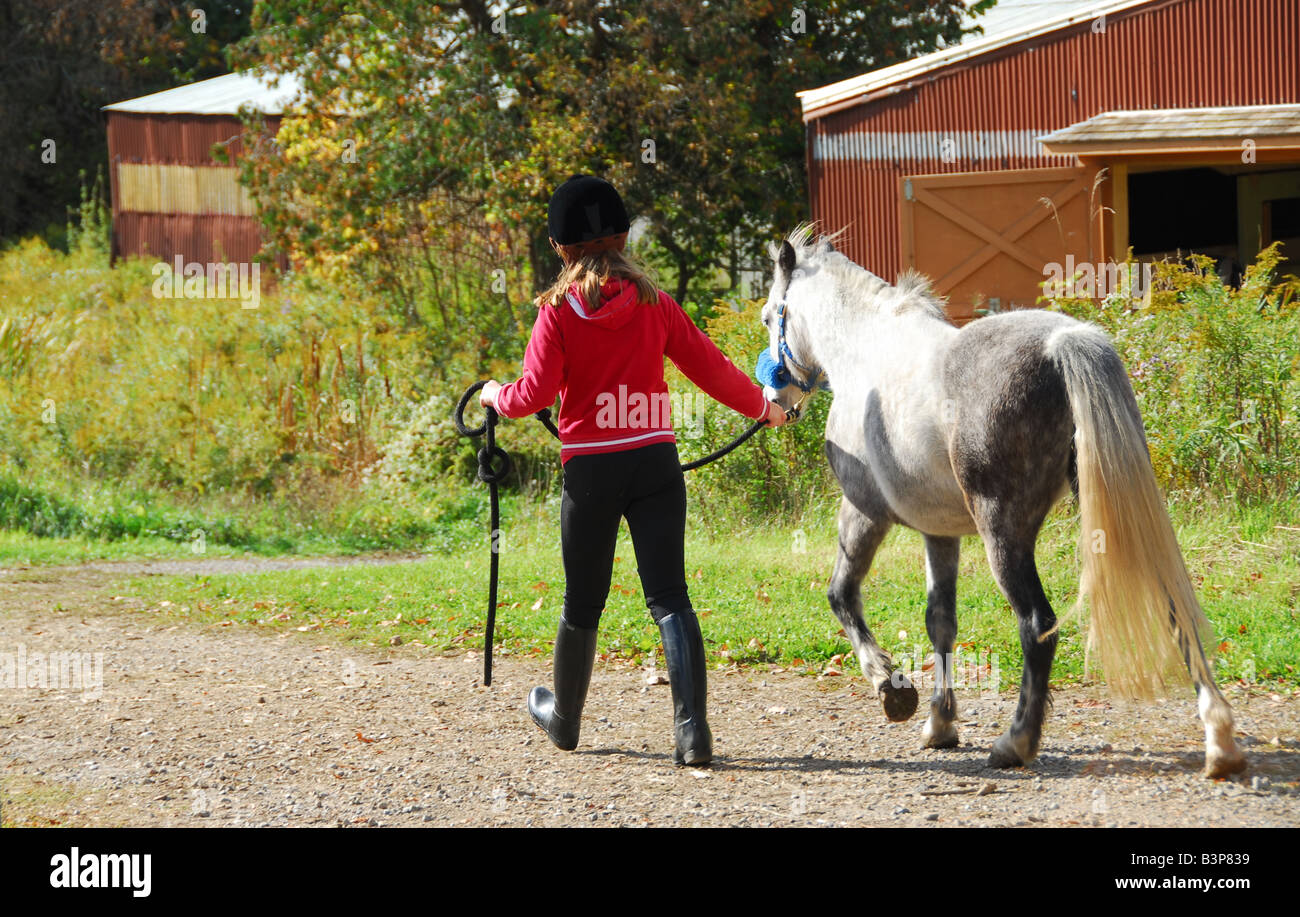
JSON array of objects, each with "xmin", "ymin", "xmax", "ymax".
[
  {"xmin": 800, "ymin": 0, "xmax": 1300, "ymax": 321},
  {"xmin": 103, "ymin": 72, "xmax": 298, "ymax": 269}
]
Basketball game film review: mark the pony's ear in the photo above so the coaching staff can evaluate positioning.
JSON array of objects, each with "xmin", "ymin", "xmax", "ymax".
[{"xmin": 778, "ymin": 239, "xmax": 796, "ymax": 277}]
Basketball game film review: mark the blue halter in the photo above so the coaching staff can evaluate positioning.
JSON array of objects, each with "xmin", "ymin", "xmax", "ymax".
[{"xmin": 755, "ymin": 299, "xmax": 830, "ymax": 394}]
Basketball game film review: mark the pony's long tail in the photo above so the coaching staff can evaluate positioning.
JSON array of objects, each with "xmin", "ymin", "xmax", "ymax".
[{"xmin": 1047, "ymin": 324, "xmax": 1213, "ymax": 698}]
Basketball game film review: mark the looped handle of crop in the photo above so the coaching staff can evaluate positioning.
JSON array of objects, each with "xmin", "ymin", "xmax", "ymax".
[{"xmin": 454, "ymin": 380, "xmax": 490, "ymax": 437}]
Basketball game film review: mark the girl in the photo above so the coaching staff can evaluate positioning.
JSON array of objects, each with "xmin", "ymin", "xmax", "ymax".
[{"xmin": 480, "ymin": 175, "xmax": 787, "ymax": 766}]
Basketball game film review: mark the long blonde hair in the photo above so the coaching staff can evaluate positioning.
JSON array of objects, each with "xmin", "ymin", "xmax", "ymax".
[{"xmin": 536, "ymin": 247, "xmax": 660, "ymax": 310}]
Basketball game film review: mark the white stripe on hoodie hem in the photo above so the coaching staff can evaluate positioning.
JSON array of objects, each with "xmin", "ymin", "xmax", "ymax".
[{"xmin": 560, "ymin": 430, "xmax": 678, "ymax": 452}]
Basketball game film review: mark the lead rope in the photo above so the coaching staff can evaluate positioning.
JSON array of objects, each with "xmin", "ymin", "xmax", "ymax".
[{"xmin": 454, "ymin": 381, "xmax": 797, "ymax": 685}]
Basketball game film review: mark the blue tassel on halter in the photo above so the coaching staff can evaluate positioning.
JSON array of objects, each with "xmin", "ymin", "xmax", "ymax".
[
  {"xmin": 756, "ymin": 348, "xmax": 831, "ymax": 394},
  {"xmin": 755, "ymin": 348, "xmax": 790, "ymax": 390}
]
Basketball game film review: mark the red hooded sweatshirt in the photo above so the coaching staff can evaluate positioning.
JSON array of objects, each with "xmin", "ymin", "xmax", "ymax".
[{"xmin": 494, "ymin": 279, "xmax": 767, "ymax": 462}]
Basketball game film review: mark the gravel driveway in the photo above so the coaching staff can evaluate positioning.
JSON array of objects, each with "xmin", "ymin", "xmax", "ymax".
[{"xmin": 1, "ymin": 558, "xmax": 1296, "ymax": 827}]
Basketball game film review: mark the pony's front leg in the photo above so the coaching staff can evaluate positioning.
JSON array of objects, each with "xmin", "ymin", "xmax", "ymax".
[
  {"xmin": 828, "ymin": 497, "xmax": 918, "ymax": 722},
  {"xmin": 921, "ymin": 535, "xmax": 961, "ymax": 748}
]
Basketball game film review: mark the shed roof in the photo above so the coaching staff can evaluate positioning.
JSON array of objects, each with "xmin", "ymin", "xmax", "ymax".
[
  {"xmin": 798, "ymin": 0, "xmax": 1158, "ymax": 121},
  {"xmin": 104, "ymin": 71, "xmax": 302, "ymax": 116},
  {"xmin": 1041, "ymin": 105, "xmax": 1300, "ymax": 143},
  {"xmin": 1038, "ymin": 104, "xmax": 1300, "ymax": 155}
]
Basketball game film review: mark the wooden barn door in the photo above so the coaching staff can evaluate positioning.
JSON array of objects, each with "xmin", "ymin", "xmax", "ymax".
[{"xmin": 899, "ymin": 167, "xmax": 1108, "ymax": 323}]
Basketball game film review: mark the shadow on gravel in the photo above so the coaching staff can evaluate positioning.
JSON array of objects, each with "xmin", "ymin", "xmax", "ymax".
[
  {"xmin": 577, "ymin": 746, "xmax": 1031, "ymax": 778},
  {"xmin": 575, "ymin": 745, "xmax": 1297, "ymax": 785},
  {"xmin": 577, "ymin": 749, "xmax": 675, "ymax": 765},
  {"xmin": 717, "ymin": 753, "xmax": 1026, "ymax": 777}
]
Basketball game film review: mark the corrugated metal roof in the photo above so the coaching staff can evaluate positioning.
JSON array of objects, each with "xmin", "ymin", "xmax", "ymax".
[
  {"xmin": 799, "ymin": 0, "xmax": 1159, "ymax": 120},
  {"xmin": 1040, "ymin": 104, "xmax": 1300, "ymax": 143},
  {"xmin": 104, "ymin": 71, "xmax": 301, "ymax": 115},
  {"xmin": 956, "ymin": 0, "xmax": 1112, "ymax": 40}
]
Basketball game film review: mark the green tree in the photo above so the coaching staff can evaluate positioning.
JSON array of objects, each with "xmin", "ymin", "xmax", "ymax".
[
  {"xmin": 231, "ymin": 0, "xmax": 984, "ymax": 336},
  {"xmin": 0, "ymin": 0, "xmax": 253, "ymax": 243}
]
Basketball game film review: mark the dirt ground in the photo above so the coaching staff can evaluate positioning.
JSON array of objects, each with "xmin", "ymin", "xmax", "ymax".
[{"xmin": 1, "ymin": 557, "xmax": 1297, "ymax": 828}]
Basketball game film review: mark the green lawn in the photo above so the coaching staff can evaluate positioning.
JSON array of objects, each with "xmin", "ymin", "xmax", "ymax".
[
  {"xmin": 104, "ymin": 496, "xmax": 1299, "ymax": 692},
  {"xmin": 0, "ymin": 529, "xmax": 254, "ymax": 566}
]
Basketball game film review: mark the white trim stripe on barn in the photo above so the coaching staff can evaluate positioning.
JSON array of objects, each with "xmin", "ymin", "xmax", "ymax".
[{"xmin": 813, "ymin": 129, "xmax": 1069, "ymax": 164}]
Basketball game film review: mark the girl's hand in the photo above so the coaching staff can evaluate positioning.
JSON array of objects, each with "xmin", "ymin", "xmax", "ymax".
[
  {"xmin": 480, "ymin": 380, "xmax": 503, "ymax": 409},
  {"xmin": 763, "ymin": 400, "xmax": 790, "ymax": 427}
]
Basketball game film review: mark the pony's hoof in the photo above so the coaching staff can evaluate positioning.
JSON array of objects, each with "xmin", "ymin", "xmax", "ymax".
[
  {"xmin": 988, "ymin": 732, "xmax": 1034, "ymax": 768},
  {"xmin": 921, "ymin": 718, "xmax": 960, "ymax": 749},
  {"xmin": 1204, "ymin": 746, "xmax": 1247, "ymax": 779},
  {"xmin": 879, "ymin": 676, "xmax": 919, "ymax": 722}
]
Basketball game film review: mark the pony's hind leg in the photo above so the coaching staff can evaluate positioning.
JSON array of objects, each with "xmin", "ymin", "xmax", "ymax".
[
  {"xmin": 828, "ymin": 497, "xmax": 917, "ymax": 722},
  {"xmin": 921, "ymin": 535, "xmax": 961, "ymax": 748},
  {"xmin": 1169, "ymin": 604, "xmax": 1246, "ymax": 777},
  {"xmin": 1199, "ymin": 681, "xmax": 1246, "ymax": 778},
  {"xmin": 980, "ymin": 534, "xmax": 1058, "ymax": 768}
]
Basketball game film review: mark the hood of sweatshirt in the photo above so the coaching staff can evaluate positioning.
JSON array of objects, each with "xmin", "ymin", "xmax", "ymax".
[{"xmin": 562, "ymin": 279, "xmax": 644, "ymax": 331}]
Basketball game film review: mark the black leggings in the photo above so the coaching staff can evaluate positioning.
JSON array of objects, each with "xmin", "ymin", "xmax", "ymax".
[{"xmin": 560, "ymin": 442, "xmax": 692, "ymax": 629}]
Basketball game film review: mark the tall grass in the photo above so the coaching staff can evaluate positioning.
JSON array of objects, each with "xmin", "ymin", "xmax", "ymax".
[
  {"xmin": 0, "ymin": 239, "xmax": 404, "ymax": 491},
  {"xmin": 0, "ymin": 236, "xmax": 525, "ymax": 553},
  {"xmin": 1, "ymin": 233, "xmax": 1297, "ymax": 558},
  {"xmin": 1055, "ymin": 245, "xmax": 1300, "ymax": 500}
]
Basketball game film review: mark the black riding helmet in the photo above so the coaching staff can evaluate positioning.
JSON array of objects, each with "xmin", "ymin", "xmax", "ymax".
[{"xmin": 547, "ymin": 175, "xmax": 631, "ymax": 245}]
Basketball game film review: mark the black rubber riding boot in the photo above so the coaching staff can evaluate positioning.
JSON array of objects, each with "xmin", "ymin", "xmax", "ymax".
[
  {"xmin": 528, "ymin": 616, "xmax": 597, "ymax": 751},
  {"xmin": 658, "ymin": 611, "xmax": 713, "ymax": 766}
]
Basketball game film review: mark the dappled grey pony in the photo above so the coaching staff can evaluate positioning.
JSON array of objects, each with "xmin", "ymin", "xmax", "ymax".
[{"xmin": 760, "ymin": 225, "xmax": 1246, "ymax": 778}]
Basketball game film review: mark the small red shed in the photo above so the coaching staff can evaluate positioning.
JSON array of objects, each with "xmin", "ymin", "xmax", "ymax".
[{"xmin": 103, "ymin": 71, "xmax": 299, "ymax": 269}]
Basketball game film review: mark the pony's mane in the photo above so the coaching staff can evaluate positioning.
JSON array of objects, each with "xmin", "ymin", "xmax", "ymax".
[{"xmin": 772, "ymin": 223, "xmax": 948, "ymax": 322}]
